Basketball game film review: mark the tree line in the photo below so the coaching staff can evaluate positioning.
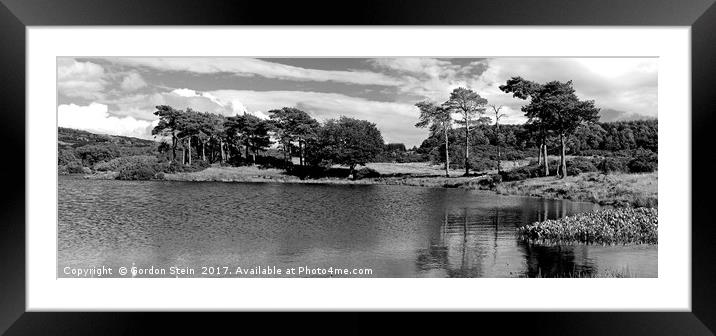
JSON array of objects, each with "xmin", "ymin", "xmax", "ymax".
[
  {"xmin": 59, "ymin": 76, "xmax": 655, "ymax": 181},
  {"xmin": 417, "ymin": 118, "xmax": 657, "ymax": 165},
  {"xmin": 416, "ymin": 77, "xmax": 604, "ymax": 179},
  {"xmin": 151, "ymin": 105, "xmax": 385, "ymax": 177}
]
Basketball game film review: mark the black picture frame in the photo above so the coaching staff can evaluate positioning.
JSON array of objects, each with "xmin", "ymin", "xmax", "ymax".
[{"xmin": 1, "ymin": 0, "xmax": 714, "ymax": 334}]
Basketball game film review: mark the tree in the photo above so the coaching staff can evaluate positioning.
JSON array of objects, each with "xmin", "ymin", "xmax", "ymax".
[
  {"xmin": 152, "ymin": 105, "xmax": 184, "ymax": 163},
  {"xmin": 526, "ymin": 81, "xmax": 599, "ymax": 177},
  {"xmin": 245, "ymin": 116, "xmax": 273, "ymax": 161},
  {"xmin": 224, "ymin": 113, "xmax": 273, "ymax": 164},
  {"xmin": 500, "ymin": 77, "xmax": 599, "ymax": 178},
  {"xmin": 500, "ymin": 77, "xmax": 551, "ymax": 176},
  {"xmin": 268, "ymin": 107, "xmax": 320, "ymax": 167},
  {"xmin": 308, "ymin": 116, "xmax": 384, "ymax": 179},
  {"xmin": 490, "ymin": 105, "xmax": 507, "ymax": 174},
  {"xmin": 176, "ymin": 108, "xmax": 203, "ymax": 165},
  {"xmin": 415, "ymin": 100, "xmax": 453, "ymax": 177},
  {"xmin": 444, "ymin": 87, "xmax": 488, "ymax": 176}
]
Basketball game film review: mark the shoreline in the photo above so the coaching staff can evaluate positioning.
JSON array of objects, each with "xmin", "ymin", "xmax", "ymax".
[{"xmin": 76, "ymin": 165, "xmax": 657, "ymax": 208}]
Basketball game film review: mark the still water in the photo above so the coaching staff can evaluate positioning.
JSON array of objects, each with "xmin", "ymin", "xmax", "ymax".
[{"xmin": 58, "ymin": 175, "xmax": 657, "ymax": 278}]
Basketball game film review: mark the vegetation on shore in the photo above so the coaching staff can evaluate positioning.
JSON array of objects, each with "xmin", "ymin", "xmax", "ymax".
[
  {"xmin": 535, "ymin": 267, "xmax": 638, "ymax": 278},
  {"xmin": 58, "ymin": 76, "xmax": 657, "ymax": 211},
  {"xmin": 496, "ymin": 172, "xmax": 657, "ymax": 208},
  {"xmin": 517, "ymin": 208, "xmax": 658, "ymax": 245}
]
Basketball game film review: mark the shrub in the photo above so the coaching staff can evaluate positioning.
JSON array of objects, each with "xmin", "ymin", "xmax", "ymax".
[
  {"xmin": 157, "ymin": 160, "xmax": 210, "ymax": 174},
  {"xmin": 567, "ymin": 157, "xmax": 599, "ymax": 175},
  {"xmin": 598, "ymin": 157, "xmax": 629, "ymax": 174},
  {"xmin": 75, "ymin": 144, "xmax": 121, "ymax": 166},
  {"xmin": 94, "ymin": 155, "xmax": 158, "ymax": 172},
  {"xmin": 354, "ymin": 167, "xmax": 381, "ymax": 180},
  {"xmin": 469, "ymin": 157, "xmax": 496, "ymax": 172},
  {"xmin": 255, "ymin": 155, "xmax": 291, "ymax": 169},
  {"xmin": 117, "ymin": 161, "xmax": 158, "ymax": 180},
  {"xmin": 288, "ymin": 165, "xmax": 351, "ymax": 179},
  {"xmin": 500, "ymin": 168, "xmax": 529, "ymax": 182},
  {"xmin": 478, "ymin": 174, "xmax": 502, "ymax": 189},
  {"xmin": 58, "ymin": 149, "xmax": 79, "ymax": 166},
  {"xmin": 627, "ymin": 150, "xmax": 657, "ymax": 173},
  {"xmin": 58, "ymin": 165, "xmax": 69, "ymax": 175},
  {"xmin": 499, "ymin": 165, "xmax": 543, "ymax": 181},
  {"xmin": 66, "ymin": 162, "xmax": 87, "ymax": 174}
]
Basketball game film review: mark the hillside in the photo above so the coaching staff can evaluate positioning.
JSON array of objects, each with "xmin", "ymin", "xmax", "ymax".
[
  {"xmin": 58, "ymin": 127, "xmax": 156, "ymax": 150},
  {"xmin": 58, "ymin": 128, "xmax": 158, "ymax": 171}
]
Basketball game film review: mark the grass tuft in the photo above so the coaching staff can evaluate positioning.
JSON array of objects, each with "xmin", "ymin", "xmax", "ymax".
[{"xmin": 518, "ymin": 208, "xmax": 658, "ymax": 245}]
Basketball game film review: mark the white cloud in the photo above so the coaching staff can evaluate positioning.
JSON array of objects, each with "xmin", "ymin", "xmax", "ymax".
[
  {"xmin": 369, "ymin": 58, "xmax": 488, "ymax": 101},
  {"xmin": 57, "ymin": 59, "xmax": 107, "ymax": 99},
  {"xmin": 56, "ymin": 57, "xmax": 657, "ymax": 145},
  {"xmin": 120, "ymin": 72, "xmax": 147, "ymax": 91},
  {"xmin": 106, "ymin": 57, "xmax": 402, "ymax": 87},
  {"xmin": 101, "ymin": 89, "xmax": 238, "ymax": 122},
  {"xmin": 473, "ymin": 58, "xmax": 658, "ymax": 121},
  {"xmin": 58, "ymin": 103, "xmax": 157, "ymax": 139},
  {"xmin": 209, "ymin": 90, "xmax": 424, "ymax": 145},
  {"xmin": 371, "ymin": 57, "xmax": 657, "ymax": 122}
]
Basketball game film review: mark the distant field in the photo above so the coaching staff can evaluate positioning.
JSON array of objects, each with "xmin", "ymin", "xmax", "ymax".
[
  {"xmin": 365, "ymin": 160, "xmax": 531, "ymax": 176},
  {"xmin": 160, "ymin": 161, "xmax": 656, "ymax": 208}
]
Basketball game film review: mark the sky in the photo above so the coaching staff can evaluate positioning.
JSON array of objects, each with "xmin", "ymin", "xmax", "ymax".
[{"xmin": 57, "ymin": 57, "xmax": 657, "ymax": 147}]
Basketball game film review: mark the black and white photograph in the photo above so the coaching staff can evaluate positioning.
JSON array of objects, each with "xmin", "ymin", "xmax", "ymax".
[
  {"xmin": 5, "ymin": 0, "xmax": 716, "ymax": 332},
  {"xmin": 57, "ymin": 56, "xmax": 658, "ymax": 278}
]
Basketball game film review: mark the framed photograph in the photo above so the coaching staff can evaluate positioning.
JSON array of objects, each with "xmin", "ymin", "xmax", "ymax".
[{"xmin": 2, "ymin": 0, "xmax": 715, "ymax": 334}]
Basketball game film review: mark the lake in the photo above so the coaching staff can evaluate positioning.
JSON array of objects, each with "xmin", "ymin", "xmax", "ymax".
[{"xmin": 58, "ymin": 175, "xmax": 657, "ymax": 278}]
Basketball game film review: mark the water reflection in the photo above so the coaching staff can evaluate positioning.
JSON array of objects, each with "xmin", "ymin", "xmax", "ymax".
[
  {"xmin": 416, "ymin": 203, "xmax": 646, "ymax": 278},
  {"xmin": 58, "ymin": 176, "xmax": 657, "ymax": 278}
]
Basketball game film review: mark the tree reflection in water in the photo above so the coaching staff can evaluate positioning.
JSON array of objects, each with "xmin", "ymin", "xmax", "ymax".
[{"xmin": 416, "ymin": 203, "xmax": 598, "ymax": 278}]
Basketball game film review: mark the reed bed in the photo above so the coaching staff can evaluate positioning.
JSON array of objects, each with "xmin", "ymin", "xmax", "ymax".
[{"xmin": 518, "ymin": 208, "xmax": 658, "ymax": 245}]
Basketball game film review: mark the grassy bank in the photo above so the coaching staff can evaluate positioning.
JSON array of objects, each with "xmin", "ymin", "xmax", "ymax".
[
  {"xmin": 518, "ymin": 208, "xmax": 658, "ymax": 245},
  {"xmin": 161, "ymin": 164, "xmax": 657, "ymax": 207},
  {"xmin": 496, "ymin": 172, "xmax": 657, "ymax": 208},
  {"xmin": 85, "ymin": 160, "xmax": 656, "ymax": 208},
  {"xmin": 161, "ymin": 165, "xmax": 489, "ymax": 188}
]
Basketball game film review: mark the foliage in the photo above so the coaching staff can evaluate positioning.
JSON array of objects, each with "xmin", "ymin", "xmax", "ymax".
[
  {"xmin": 419, "ymin": 120, "xmax": 656, "ymax": 161},
  {"xmin": 58, "ymin": 149, "xmax": 80, "ymax": 166},
  {"xmin": 224, "ymin": 113, "xmax": 273, "ymax": 163},
  {"xmin": 384, "ymin": 143, "xmax": 407, "ymax": 152},
  {"xmin": 117, "ymin": 161, "xmax": 159, "ymax": 180},
  {"xmin": 306, "ymin": 116, "xmax": 384, "ymax": 173},
  {"xmin": 268, "ymin": 107, "xmax": 320, "ymax": 166},
  {"xmin": 499, "ymin": 165, "xmax": 544, "ymax": 182},
  {"xmin": 500, "ymin": 77, "xmax": 600, "ymax": 177},
  {"xmin": 376, "ymin": 151, "xmax": 427, "ymax": 163},
  {"xmin": 157, "ymin": 160, "xmax": 210, "ymax": 174},
  {"xmin": 287, "ymin": 165, "xmax": 352, "ymax": 179},
  {"xmin": 58, "ymin": 127, "xmax": 157, "ymax": 174},
  {"xmin": 354, "ymin": 167, "xmax": 381, "ymax": 180},
  {"xmin": 598, "ymin": 157, "xmax": 630, "ymax": 174},
  {"xmin": 627, "ymin": 149, "xmax": 658, "ymax": 173},
  {"xmin": 65, "ymin": 162, "xmax": 89, "ymax": 174},
  {"xmin": 94, "ymin": 155, "xmax": 158, "ymax": 172},
  {"xmin": 517, "ymin": 208, "xmax": 658, "ymax": 245},
  {"xmin": 255, "ymin": 155, "xmax": 292, "ymax": 170},
  {"xmin": 567, "ymin": 157, "xmax": 599, "ymax": 175},
  {"xmin": 444, "ymin": 88, "xmax": 489, "ymax": 174},
  {"xmin": 467, "ymin": 157, "xmax": 496, "ymax": 172},
  {"xmin": 57, "ymin": 165, "xmax": 69, "ymax": 175},
  {"xmin": 74, "ymin": 144, "xmax": 121, "ymax": 166},
  {"xmin": 478, "ymin": 174, "xmax": 503, "ymax": 188}
]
